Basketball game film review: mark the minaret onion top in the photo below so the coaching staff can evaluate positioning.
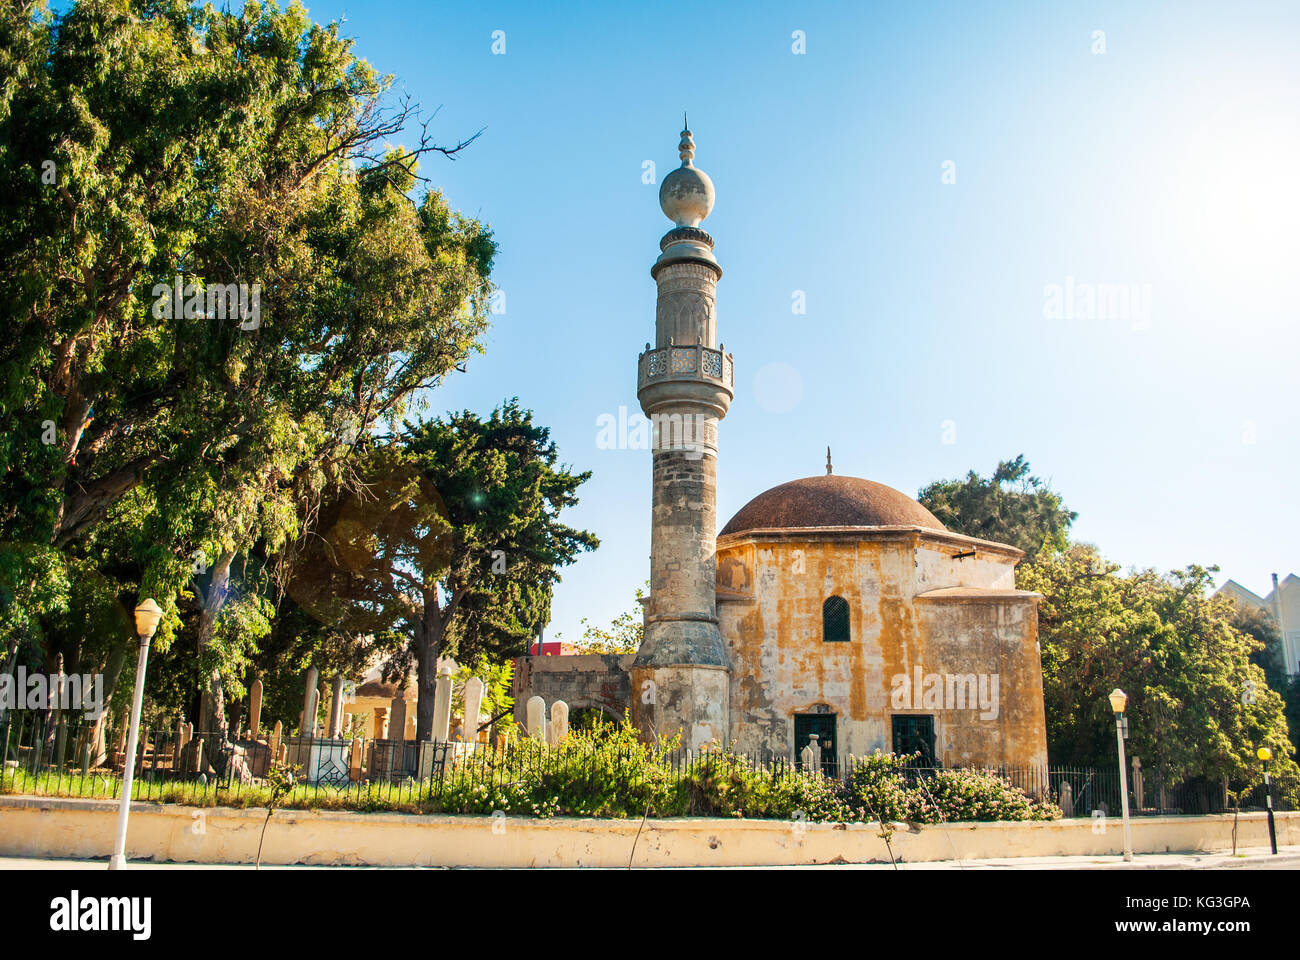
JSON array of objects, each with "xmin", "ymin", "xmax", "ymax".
[{"xmin": 659, "ymin": 115, "xmax": 715, "ymax": 228}]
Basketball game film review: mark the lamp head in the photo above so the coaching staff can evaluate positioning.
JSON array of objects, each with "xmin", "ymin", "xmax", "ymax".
[
  {"xmin": 1108, "ymin": 688, "xmax": 1128, "ymax": 714},
  {"xmin": 133, "ymin": 598, "xmax": 163, "ymax": 640},
  {"xmin": 1257, "ymin": 747, "xmax": 1272, "ymax": 762}
]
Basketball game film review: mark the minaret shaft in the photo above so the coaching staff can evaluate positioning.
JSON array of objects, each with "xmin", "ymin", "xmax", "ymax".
[{"xmin": 641, "ymin": 252, "xmax": 727, "ymax": 649}]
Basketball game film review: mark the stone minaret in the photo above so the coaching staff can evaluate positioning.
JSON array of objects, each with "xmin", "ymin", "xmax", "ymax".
[{"xmin": 631, "ymin": 121, "xmax": 733, "ymax": 749}]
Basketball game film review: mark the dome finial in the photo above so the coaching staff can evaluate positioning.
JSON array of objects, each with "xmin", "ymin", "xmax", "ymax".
[
  {"xmin": 826, "ymin": 446, "xmax": 833, "ymax": 475},
  {"xmin": 658, "ymin": 117, "xmax": 714, "ymax": 227}
]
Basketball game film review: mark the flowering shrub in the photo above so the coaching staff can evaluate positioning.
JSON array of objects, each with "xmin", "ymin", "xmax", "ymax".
[
  {"xmin": 767, "ymin": 767, "xmax": 864, "ymax": 822},
  {"xmin": 920, "ymin": 768, "xmax": 1060, "ymax": 822},
  {"xmin": 846, "ymin": 751, "xmax": 1060, "ymax": 824},
  {"xmin": 666, "ymin": 749, "xmax": 860, "ymax": 821},
  {"xmin": 845, "ymin": 752, "xmax": 919, "ymax": 824}
]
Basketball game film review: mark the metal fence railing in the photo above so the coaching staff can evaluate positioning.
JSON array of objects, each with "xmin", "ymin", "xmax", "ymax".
[
  {"xmin": 843, "ymin": 762, "xmax": 1286, "ymax": 817},
  {"xmin": 1, "ymin": 711, "xmax": 1290, "ymax": 816}
]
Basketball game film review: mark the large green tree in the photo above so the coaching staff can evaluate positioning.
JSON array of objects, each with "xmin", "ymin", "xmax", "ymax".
[
  {"xmin": 286, "ymin": 402, "xmax": 599, "ymax": 740},
  {"xmin": 918, "ymin": 455, "xmax": 1076, "ymax": 562},
  {"xmin": 1019, "ymin": 547, "xmax": 1297, "ymax": 795},
  {"xmin": 0, "ymin": 0, "xmax": 495, "ymax": 733}
]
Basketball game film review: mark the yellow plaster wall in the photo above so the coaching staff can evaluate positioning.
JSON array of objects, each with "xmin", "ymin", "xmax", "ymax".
[{"xmin": 716, "ymin": 532, "xmax": 1048, "ymax": 767}]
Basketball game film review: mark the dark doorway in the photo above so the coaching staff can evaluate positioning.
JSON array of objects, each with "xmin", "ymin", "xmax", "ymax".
[
  {"xmin": 793, "ymin": 713, "xmax": 838, "ymax": 776},
  {"xmin": 570, "ymin": 707, "xmax": 616, "ymax": 734},
  {"xmin": 891, "ymin": 714, "xmax": 936, "ymax": 766}
]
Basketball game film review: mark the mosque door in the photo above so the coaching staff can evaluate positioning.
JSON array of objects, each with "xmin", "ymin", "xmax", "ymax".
[
  {"xmin": 891, "ymin": 715, "xmax": 937, "ymax": 767},
  {"xmin": 793, "ymin": 714, "xmax": 838, "ymax": 776}
]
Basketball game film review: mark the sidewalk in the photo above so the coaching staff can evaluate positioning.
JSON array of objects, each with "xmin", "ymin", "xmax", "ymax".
[
  {"xmin": 850, "ymin": 845, "xmax": 1300, "ymax": 870},
  {"xmin": 1, "ymin": 846, "xmax": 1297, "ymax": 869}
]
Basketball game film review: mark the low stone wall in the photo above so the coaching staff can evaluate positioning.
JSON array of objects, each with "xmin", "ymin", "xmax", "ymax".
[
  {"xmin": 510, "ymin": 653, "xmax": 633, "ymax": 728},
  {"xmin": 1, "ymin": 796, "xmax": 1294, "ymax": 867}
]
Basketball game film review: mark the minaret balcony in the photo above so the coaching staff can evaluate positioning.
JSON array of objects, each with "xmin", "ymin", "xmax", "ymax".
[{"xmin": 638, "ymin": 342, "xmax": 734, "ymax": 393}]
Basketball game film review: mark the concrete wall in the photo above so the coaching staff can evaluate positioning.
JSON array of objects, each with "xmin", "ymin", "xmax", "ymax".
[
  {"xmin": 913, "ymin": 537, "xmax": 1018, "ymax": 593},
  {"xmin": 716, "ymin": 530, "xmax": 1047, "ymax": 768},
  {"xmin": 631, "ymin": 662, "xmax": 729, "ymax": 750},
  {"xmin": 510, "ymin": 654, "xmax": 633, "ymax": 727},
  {"xmin": 1, "ymin": 797, "xmax": 1293, "ymax": 868}
]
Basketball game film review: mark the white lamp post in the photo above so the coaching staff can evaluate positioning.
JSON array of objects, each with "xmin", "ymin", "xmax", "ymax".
[
  {"xmin": 1108, "ymin": 688, "xmax": 1133, "ymax": 862},
  {"xmin": 109, "ymin": 598, "xmax": 163, "ymax": 871}
]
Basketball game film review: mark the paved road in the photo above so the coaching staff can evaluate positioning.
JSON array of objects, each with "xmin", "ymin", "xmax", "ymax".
[{"xmin": 0, "ymin": 846, "xmax": 1297, "ymax": 869}]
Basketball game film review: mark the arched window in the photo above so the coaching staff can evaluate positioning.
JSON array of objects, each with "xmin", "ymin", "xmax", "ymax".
[{"xmin": 822, "ymin": 595, "xmax": 850, "ymax": 642}]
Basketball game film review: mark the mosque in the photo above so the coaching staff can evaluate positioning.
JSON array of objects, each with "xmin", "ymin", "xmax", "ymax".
[{"xmin": 513, "ymin": 124, "xmax": 1049, "ymax": 771}]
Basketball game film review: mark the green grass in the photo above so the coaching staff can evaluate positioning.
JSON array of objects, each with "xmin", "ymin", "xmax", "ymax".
[{"xmin": 1, "ymin": 768, "xmax": 441, "ymax": 813}]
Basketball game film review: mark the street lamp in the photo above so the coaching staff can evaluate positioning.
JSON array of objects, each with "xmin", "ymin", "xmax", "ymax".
[
  {"xmin": 1257, "ymin": 747, "xmax": 1277, "ymax": 855},
  {"xmin": 109, "ymin": 598, "xmax": 163, "ymax": 871},
  {"xmin": 1108, "ymin": 688, "xmax": 1134, "ymax": 862}
]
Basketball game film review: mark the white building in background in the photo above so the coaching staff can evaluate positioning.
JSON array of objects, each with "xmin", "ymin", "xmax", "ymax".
[{"xmin": 1215, "ymin": 574, "xmax": 1300, "ymax": 677}]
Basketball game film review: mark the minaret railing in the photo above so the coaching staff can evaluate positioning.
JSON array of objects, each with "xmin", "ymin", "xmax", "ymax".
[{"xmin": 637, "ymin": 341, "xmax": 733, "ymax": 392}]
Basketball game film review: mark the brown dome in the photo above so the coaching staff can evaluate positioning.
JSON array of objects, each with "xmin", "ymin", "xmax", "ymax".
[{"xmin": 720, "ymin": 475, "xmax": 945, "ymax": 536}]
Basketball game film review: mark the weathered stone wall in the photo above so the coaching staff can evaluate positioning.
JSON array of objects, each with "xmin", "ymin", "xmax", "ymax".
[
  {"xmin": 716, "ymin": 529, "xmax": 1048, "ymax": 768},
  {"xmin": 510, "ymin": 654, "xmax": 633, "ymax": 727},
  {"xmin": 913, "ymin": 538, "xmax": 1017, "ymax": 592},
  {"xmin": 631, "ymin": 444, "xmax": 732, "ymax": 748},
  {"xmin": 654, "ymin": 261, "xmax": 718, "ymax": 349},
  {"xmin": 914, "ymin": 593, "xmax": 1047, "ymax": 768},
  {"xmin": 638, "ymin": 449, "xmax": 726, "ymax": 666},
  {"xmin": 630, "ymin": 662, "xmax": 729, "ymax": 750}
]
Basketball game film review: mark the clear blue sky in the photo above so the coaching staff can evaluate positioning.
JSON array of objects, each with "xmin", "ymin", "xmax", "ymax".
[{"xmin": 298, "ymin": 0, "xmax": 1298, "ymax": 637}]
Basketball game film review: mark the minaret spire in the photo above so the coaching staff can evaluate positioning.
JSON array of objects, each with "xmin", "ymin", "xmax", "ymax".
[
  {"xmin": 678, "ymin": 122, "xmax": 695, "ymax": 167},
  {"xmin": 826, "ymin": 447, "xmax": 833, "ymax": 475}
]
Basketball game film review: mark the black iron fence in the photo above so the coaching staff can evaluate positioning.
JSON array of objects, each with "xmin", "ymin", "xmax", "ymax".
[
  {"xmin": 865, "ymin": 762, "xmax": 1286, "ymax": 816},
  {"xmin": 0, "ymin": 711, "xmax": 1290, "ymax": 816}
]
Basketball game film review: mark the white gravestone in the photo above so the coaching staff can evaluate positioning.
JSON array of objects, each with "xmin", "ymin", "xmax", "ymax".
[{"xmin": 462, "ymin": 677, "xmax": 484, "ymax": 743}]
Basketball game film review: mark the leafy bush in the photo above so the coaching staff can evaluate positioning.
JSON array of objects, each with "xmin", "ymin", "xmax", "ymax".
[
  {"xmin": 767, "ymin": 766, "xmax": 864, "ymax": 823},
  {"xmin": 845, "ymin": 752, "xmax": 920, "ymax": 824},
  {"xmin": 846, "ymin": 751, "xmax": 1060, "ymax": 824},
  {"xmin": 677, "ymin": 752, "xmax": 777, "ymax": 817},
  {"xmin": 921, "ymin": 768, "xmax": 1060, "ymax": 822}
]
